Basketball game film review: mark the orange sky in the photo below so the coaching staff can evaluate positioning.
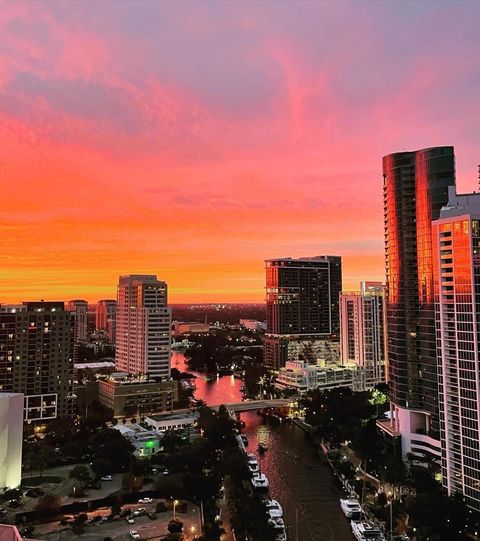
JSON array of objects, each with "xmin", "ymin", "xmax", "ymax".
[{"xmin": 1, "ymin": 2, "xmax": 480, "ymax": 303}]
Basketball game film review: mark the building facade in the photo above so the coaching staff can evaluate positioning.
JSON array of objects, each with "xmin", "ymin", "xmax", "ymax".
[
  {"xmin": 264, "ymin": 256, "xmax": 342, "ymax": 370},
  {"xmin": 432, "ymin": 187, "xmax": 480, "ymax": 509},
  {"xmin": 97, "ymin": 376, "xmax": 177, "ymax": 417},
  {"xmin": 0, "ymin": 302, "xmax": 74, "ymax": 420},
  {"xmin": 96, "ymin": 300, "xmax": 117, "ymax": 344},
  {"xmin": 340, "ymin": 282, "xmax": 386, "ymax": 387},
  {"xmin": 0, "ymin": 393, "xmax": 23, "ymax": 489},
  {"xmin": 66, "ymin": 300, "xmax": 88, "ymax": 343},
  {"xmin": 378, "ymin": 146, "xmax": 456, "ymax": 457},
  {"xmin": 115, "ymin": 275, "xmax": 172, "ymax": 379}
]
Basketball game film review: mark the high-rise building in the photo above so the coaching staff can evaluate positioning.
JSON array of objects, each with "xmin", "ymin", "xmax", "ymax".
[
  {"xmin": 115, "ymin": 275, "xmax": 171, "ymax": 379},
  {"xmin": 340, "ymin": 281, "xmax": 386, "ymax": 389},
  {"xmin": 0, "ymin": 393, "xmax": 23, "ymax": 489},
  {"xmin": 0, "ymin": 302, "xmax": 74, "ymax": 420},
  {"xmin": 433, "ymin": 187, "xmax": 480, "ymax": 509},
  {"xmin": 66, "ymin": 299, "xmax": 88, "ymax": 343},
  {"xmin": 264, "ymin": 256, "xmax": 342, "ymax": 370},
  {"xmin": 378, "ymin": 146, "xmax": 455, "ymax": 457},
  {"xmin": 96, "ymin": 299, "xmax": 117, "ymax": 344}
]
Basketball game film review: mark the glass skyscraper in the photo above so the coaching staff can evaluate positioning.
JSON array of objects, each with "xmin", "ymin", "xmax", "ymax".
[{"xmin": 379, "ymin": 146, "xmax": 455, "ymax": 456}]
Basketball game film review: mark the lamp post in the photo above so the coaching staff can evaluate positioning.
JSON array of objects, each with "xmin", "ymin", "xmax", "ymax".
[{"xmin": 173, "ymin": 499, "xmax": 179, "ymax": 520}]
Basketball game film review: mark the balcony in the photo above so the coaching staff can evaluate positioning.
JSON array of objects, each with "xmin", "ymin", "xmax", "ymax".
[{"xmin": 376, "ymin": 418, "xmax": 401, "ymax": 438}]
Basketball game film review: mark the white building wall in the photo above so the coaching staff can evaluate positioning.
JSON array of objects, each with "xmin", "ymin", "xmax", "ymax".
[{"xmin": 0, "ymin": 393, "xmax": 23, "ymax": 489}]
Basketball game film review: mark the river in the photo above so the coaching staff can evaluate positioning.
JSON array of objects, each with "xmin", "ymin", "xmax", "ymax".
[{"xmin": 172, "ymin": 351, "xmax": 353, "ymax": 541}]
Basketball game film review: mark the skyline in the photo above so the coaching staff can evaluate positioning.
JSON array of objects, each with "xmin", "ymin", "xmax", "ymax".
[{"xmin": 2, "ymin": 2, "xmax": 480, "ymax": 303}]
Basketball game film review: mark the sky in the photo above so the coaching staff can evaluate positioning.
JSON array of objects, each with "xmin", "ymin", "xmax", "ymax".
[{"xmin": 1, "ymin": 1, "xmax": 480, "ymax": 304}]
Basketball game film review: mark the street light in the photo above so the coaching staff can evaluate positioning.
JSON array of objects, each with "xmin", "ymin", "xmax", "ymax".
[{"xmin": 173, "ymin": 499, "xmax": 179, "ymax": 519}]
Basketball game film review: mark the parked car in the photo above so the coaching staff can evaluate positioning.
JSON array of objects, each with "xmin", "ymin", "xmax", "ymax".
[
  {"xmin": 7, "ymin": 500, "xmax": 21, "ymax": 509},
  {"xmin": 101, "ymin": 475, "xmax": 113, "ymax": 481},
  {"xmin": 133, "ymin": 508, "xmax": 146, "ymax": 517},
  {"xmin": 147, "ymin": 512, "xmax": 157, "ymax": 520},
  {"xmin": 138, "ymin": 497, "xmax": 154, "ymax": 504},
  {"xmin": 130, "ymin": 530, "xmax": 140, "ymax": 539},
  {"xmin": 125, "ymin": 516, "xmax": 135, "ymax": 524}
]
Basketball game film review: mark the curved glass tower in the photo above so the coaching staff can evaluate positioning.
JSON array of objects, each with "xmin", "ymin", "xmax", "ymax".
[{"xmin": 382, "ymin": 146, "xmax": 455, "ymax": 454}]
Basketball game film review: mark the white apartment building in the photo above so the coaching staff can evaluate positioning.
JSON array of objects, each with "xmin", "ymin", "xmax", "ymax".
[
  {"xmin": 275, "ymin": 360, "xmax": 354, "ymax": 394},
  {"xmin": 0, "ymin": 393, "xmax": 23, "ymax": 489},
  {"xmin": 432, "ymin": 187, "xmax": 480, "ymax": 509},
  {"xmin": 115, "ymin": 275, "xmax": 171, "ymax": 380},
  {"xmin": 339, "ymin": 282, "xmax": 386, "ymax": 390}
]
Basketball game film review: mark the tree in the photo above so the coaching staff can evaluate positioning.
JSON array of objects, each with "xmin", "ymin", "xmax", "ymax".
[
  {"xmin": 168, "ymin": 518, "xmax": 184, "ymax": 533},
  {"xmin": 69, "ymin": 465, "xmax": 91, "ymax": 491},
  {"xmin": 23, "ymin": 443, "xmax": 56, "ymax": 477},
  {"xmin": 35, "ymin": 494, "xmax": 61, "ymax": 514},
  {"xmin": 87, "ymin": 428, "xmax": 134, "ymax": 471},
  {"xmin": 91, "ymin": 458, "xmax": 114, "ymax": 479}
]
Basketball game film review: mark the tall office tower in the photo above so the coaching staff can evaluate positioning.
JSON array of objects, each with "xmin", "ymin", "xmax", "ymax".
[
  {"xmin": 96, "ymin": 299, "xmax": 117, "ymax": 344},
  {"xmin": 340, "ymin": 281, "xmax": 386, "ymax": 389},
  {"xmin": 0, "ymin": 302, "xmax": 74, "ymax": 420},
  {"xmin": 115, "ymin": 275, "xmax": 171, "ymax": 379},
  {"xmin": 379, "ymin": 146, "xmax": 455, "ymax": 458},
  {"xmin": 264, "ymin": 256, "xmax": 342, "ymax": 370},
  {"xmin": 433, "ymin": 187, "xmax": 480, "ymax": 509},
  {"xmin": 66, "ymin": 300, "xmax": 88, "ymax": 343}
]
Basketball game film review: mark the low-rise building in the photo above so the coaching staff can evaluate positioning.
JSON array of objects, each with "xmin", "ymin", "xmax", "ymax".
[
  {"xmin": 275, "ymin": 361, "xmax": 354, "ymax": 394},
  {"xmin": 239, "ymin": 319, "xmax": 267, "ymax": 331},
  {"xmin": 144, "ymin": 410, "xmax": 197, "ymax": 432},
  {"xmin": 112, "ymin": 423, "xmax": 160, "ymax": 458},
  {"xmin": 0, "ymin": 393, "xmax": 23, "ymax": 489},
  {"xmin": 97, "ymin": 376, "xmax": 178, "ymax": 417},
  {"xmin": 172, "ymin": 321, "xmax": 211, "ymax": 335}
]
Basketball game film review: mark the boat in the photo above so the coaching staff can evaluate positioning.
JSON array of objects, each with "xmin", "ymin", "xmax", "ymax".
[
  {"xmin": 257, "ymin": 443, "xmax": 268, "ymax": 454},
  {"xmin": 268, "ymin": 517, "xmax": 285, "ymax": 530},
  {"xmin": 247, "ymin": 452, "xmax": 257, "ymax": 461},
  {"xmin": 351, "ymin": 520, "xmax": 386, "ymax": 541},
  {"xmin": 251, "ymin": 473, "xmax": 269, "ymax": 490},
  {"xmin": 275, "ymin": 533, "xmax": 287, "ymax": 541},
  {"xmin": 340, "ymin": 498, "xmax": 363, "ymax": 519},
  {"xmin": 265, "ymin": 499, "xmax": 283, "ymax": 518},
  {"xmin": 248, "ymin": 463, "xmax": 259, "ymax": 474}
]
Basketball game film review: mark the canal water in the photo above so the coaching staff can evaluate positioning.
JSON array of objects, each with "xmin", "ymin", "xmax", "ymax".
[{"xmin": 172, "ymin": 351, "xmax": 352, "ymax": 541}]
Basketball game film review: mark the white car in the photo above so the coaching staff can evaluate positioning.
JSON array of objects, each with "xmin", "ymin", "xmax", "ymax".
[
  {"xmin": 101, "ymin": 475, "xmax": 113, "ymax": 481},
  {"xmin": 133, "ymin": 508, "xmax": 146, "ymax": 516},
  {"xmin": 138, "ymin": 497, "xmax": 153, "ymax": 504},
  {"xmin": 130, "ymin": 530, "xmax": 140, "ymax": 539},
  {"xmin": 125, "ymin": 516, "xmax": 135, "ymax": 524}
]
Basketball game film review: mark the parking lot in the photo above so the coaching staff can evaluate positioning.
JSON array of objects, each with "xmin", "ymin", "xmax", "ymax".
[{"xmin": 38, "ymin": 499, "xmax": 202, "ymax": 541}]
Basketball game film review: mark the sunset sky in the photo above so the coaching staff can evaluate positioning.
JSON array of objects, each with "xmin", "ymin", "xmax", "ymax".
[{"xmin": 2, "ymin": 1, "xmax": 480, "ymax": 303}]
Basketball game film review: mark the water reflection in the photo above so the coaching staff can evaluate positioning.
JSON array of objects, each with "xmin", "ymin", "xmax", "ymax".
[{"xmin": 171, "ymin": 351, "xmax": 352, "ymax": 541}]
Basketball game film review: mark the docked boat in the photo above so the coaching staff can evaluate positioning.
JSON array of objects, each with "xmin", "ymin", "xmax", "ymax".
[
  {"xmin": 251, "ymin": 473, "xmax": 269, "ymax": 490},
  {"xmin": 351, "ymin": 520, "xmax": 386, "ymax": 541},
  {"xmin": 265, "ymin": 499, "xmax": 283, "ymax": 518},
  {"xmin": 248, "ymin": 462, "xmax": 259, "ymax": 474},
  {"xmin": 268, "ymin": 517, "xmax": 285, "ymax": 530},
  {"xmin": 340, "ymin": 498, "xmax": 362, "ymax": 519}
]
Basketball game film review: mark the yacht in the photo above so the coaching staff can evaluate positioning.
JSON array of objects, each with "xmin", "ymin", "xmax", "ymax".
[
  {"xmin": 275, "ymin": 532, "xmax": 287, "ymax": 541},
  {"xmin": 248, "ymin": 462, "xmax": 259, "ymax": 474},
  {"xmin": 340, "ymin": 498, "xmax": 362, "ymax": 519},
  {"xmin": 251, "ymin": 473, "xmax": 269, "ymax": 490},
  {"xmin": 265, "ymin": 499, "xmax": 283, "ymax": 518},
  {"xmin": 268, "ymin": 517, "xmax": 285, "ymax": 530},
  {"xmin": 351, "ymin": 520, "xmax": 386, "ymax": 541}
]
